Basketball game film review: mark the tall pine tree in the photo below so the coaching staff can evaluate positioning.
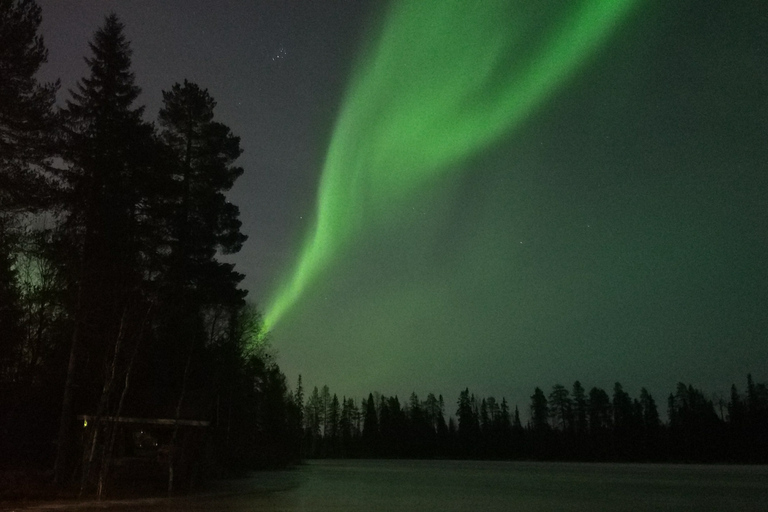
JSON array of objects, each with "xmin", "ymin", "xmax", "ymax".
[
  {"xmin": 54, "ymin": 14, "xmax": 161, "ymax": 483},
  {"xmin": 0, "ymin": 0, "xmax": 58, "ymax": 388},
  {"xmin": 147, "ymin": 80, "xmax": 246, "ymax": 415}
]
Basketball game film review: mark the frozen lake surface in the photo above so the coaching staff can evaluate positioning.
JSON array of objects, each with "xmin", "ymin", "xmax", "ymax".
[{"xmin": 80, "ymin": 459, "xmax": 768, "ymax": 511}]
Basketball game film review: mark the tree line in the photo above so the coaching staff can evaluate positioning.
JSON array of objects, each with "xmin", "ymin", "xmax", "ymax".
[
  {"xmin": 0, "ymin": 1, "xmax": 299, "ymax": 492},
  {"xmin": 296, "ymin": 375, "xmax": 768, "ymax": 463}
]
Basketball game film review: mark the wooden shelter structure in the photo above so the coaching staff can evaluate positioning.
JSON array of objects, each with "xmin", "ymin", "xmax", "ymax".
[{"xmin": 77, "ymin": 415, "xmax": 210, "ymax": 493}]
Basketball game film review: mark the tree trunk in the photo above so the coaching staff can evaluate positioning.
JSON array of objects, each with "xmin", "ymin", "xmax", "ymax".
[{"xmin": 168, "ymin": 339, "xmax": 194, "ymax": 494}]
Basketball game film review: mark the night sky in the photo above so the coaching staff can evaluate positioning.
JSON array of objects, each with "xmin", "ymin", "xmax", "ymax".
[{"xmin": 35, "ymin": 0, "xmax": 768, "ymax": 412}]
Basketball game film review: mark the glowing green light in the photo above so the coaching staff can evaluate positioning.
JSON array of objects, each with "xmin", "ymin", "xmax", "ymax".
[{"xmin": 262, "ymin": 0, "xmax": 640, "ymax": 334}]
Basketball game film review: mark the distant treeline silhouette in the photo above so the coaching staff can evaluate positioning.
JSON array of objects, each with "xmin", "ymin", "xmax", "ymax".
[{"xmin": 295, "ymin": 375, "xmax": 767, "ymax": 463}]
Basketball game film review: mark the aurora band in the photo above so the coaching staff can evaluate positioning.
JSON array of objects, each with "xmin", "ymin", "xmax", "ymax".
[{"xmin": 262, "ymin": 0, "xmax": 640, "ymax": 335}]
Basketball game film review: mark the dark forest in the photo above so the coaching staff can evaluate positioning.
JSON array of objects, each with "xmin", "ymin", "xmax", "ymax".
[{"xmin": 1, "ymin": 2, "xmax": 300, "ymax": 496}]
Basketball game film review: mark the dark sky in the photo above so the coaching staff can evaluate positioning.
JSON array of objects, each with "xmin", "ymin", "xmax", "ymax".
[{"xmin": 35, "ymin": 0, "xmax": 768, "ymax": 412}]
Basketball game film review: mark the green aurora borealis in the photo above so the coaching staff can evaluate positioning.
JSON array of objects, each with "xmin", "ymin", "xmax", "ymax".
[
  {"xmin": 258, "ymin": 0, "xmax": 767, "ymax": 404},
  {"xmin": 263, "ymin": 0, "xmax": 640, "ymax": 333}
]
